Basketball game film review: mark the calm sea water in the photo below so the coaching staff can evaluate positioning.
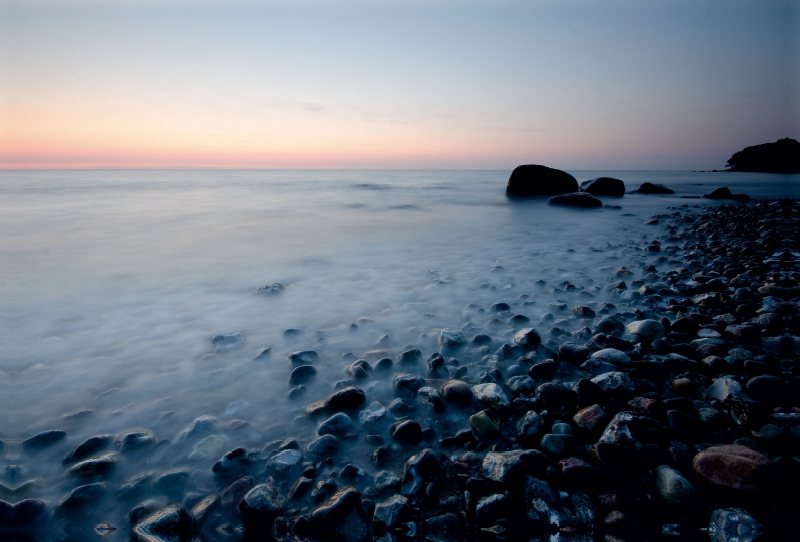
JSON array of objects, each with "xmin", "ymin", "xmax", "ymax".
[{"xmin": 0, "ymin": 169, "xmax": 797, "ymax": 531}]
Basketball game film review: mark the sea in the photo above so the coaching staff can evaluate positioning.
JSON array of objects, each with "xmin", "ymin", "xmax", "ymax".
[{"xmin": 0, "ymin": 169, "xmax": 798, "ymax": 536}]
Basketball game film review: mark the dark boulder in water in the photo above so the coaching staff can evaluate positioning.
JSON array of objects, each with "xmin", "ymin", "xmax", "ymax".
[
  {"xmin": 580, "ymin": 177, "xmax": 625, "ymax": 197},
  {"xmin": 547, "ymin": 193, "xmax": 602, "ymax": 207},
  {"xmin": 725, "ymin": 137, "xmax": 800, "ymax": 173},
  {"xmin": 506, "ymin": 165, "xmax": 579, "ymax": 196},
  {"xmin": 635, "ymin": 182, "xmax": 675, "ymax": 194},
  {"xmin": 703, "ymin": 186, "xmax": 750, "ymax": 200}
]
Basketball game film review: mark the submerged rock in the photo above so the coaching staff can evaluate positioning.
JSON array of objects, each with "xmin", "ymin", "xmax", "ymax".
[
  {"xmin": 212, "ymin": 332, "xmax": 244, "ymax": 351},
  {"xmin": 547, "ymin": 192, "xmax": 603, "ymax": 207},
  {"xmin": 635, "ymin": 182, "xmax": 675, "ymax": 194}
]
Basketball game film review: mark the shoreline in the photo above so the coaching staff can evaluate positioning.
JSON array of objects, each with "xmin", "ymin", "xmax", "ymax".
[{"xmin": 5, "ymin": 198, "xmax": 800, "ymax": 542}]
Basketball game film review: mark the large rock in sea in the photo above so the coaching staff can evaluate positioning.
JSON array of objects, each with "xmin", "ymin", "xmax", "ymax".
[
  {"xmin": 547, "ymin": 193, "xmax": 602, "ymax": 207},
  {"xmin": 506, "ymin": 165, "xmax": 579, "ymax": 196},
  {"xmin": 580, "ymin": 177, "xmax": 625, "ymax": 196},
  {"xmin": 635, "ymin": 182, "xmax": 675, "ymax": 194},
  {"xmin": 725, "ymin": 137, "xmax": 800, "ymax": 173}
]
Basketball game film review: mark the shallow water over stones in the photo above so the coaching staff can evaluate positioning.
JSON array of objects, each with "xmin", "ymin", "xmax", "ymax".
[{"xmin": 2, "ymin": 171, "xmax": 800, "ymax": 540}]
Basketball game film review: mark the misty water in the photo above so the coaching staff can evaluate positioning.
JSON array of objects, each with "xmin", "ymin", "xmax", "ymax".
[{"xmin": 1, "ymin": 169, "xmax": 798, "ymax": 537}]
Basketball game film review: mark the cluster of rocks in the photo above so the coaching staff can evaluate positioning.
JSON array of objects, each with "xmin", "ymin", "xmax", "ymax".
[
  {"xmin": 3, "ymin": 199, "xmax": 798, "ymax": 541},
  {"xmin": 506, "ymin": 164, "xmax": 750, "ymax": 207}
]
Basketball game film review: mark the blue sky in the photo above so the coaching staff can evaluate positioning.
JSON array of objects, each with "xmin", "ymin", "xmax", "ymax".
[{"xmin": 1, "ymin": 0, "xmax": 797, "ymax": 169}]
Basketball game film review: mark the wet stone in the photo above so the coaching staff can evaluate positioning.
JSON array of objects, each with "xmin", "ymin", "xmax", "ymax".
[
  {"xmin": 153, "ymin": 470, "xmax": 190, "ymax": 491},
  {"xmin": 290, "ymin": 364, "xmax": 317, "ymax": 383},
  {"xmin": 54, "ymin": 482, "xmax": 107, "ymax": 514},
  {"xmin": 514, "ymin": 327, "xmax": 542, "ymax": 349},
  {"xmin": 318, "ymin": 412, "xmax": 353, "ymax": 436},
  {"xmin": 394, "ymin": 374, "xmax": 425, "ymax": 398},
  {"xmin": 116, "ymin": 470, "xmax": 155, "ymax": 497},
  {"xmin": 482, "ymin": 449, "xmax": 547, "ymax": 483},
  {"xmin": 655, "ymin": 465, "xmax": 697, "ymax": 511},
  {"xmin": 573, "ymin": 404, "xmax": 609, "ymax": 434},
  {"xmin": 267, "ymin": 449, "xmax": 302, "ymax": 474},
  {"xmin": 392, "ymin": 420, "xmax": 423, "ymax": 444},
  {"xmin": 373, "ymin": 494, "xmax": 408, "ymax": 526},
  {"xmin": 0, "ymin": 499, "xmax": 45, "ymax": 525},
  {"xmin": 20, "ymin": 430, "xmax": 67, "ymax": 452},
  {"xmin": 475, "ymin": 493, "xmax": 510, "ymax": 526},
  {"xmin": 239, "ymin": 483, "xmax": 285, "ymax": 524},
  {"xmin": 325, "ymin": 386, "xmax": 366, "ymax": 412},
  {"xmin": 471, "ymin": 383, "xmax": 510, "ymax": 409},
  {"xmin": 117, "ymin": 429, "xmax": 156, "ymax": 452},
  {"xmin": 133, "ymin": 505, "xmax": 193, "ymax": 541},
  {"xmin": 289, "ymin": 350, "xmax": 319, "ymax": 363},
  {"xmin": 63, "ymin": 434, "xmax": 114, "ymax": 463},
  {"xmin": 359, "ymin": 401, "xmax": 387, "ymax": 425},
  {"xmin": 440, "ymin": 328, "xmax": 468, "ymax": 347},
  {"xmin": 311, "ymin": 486, "xmax": 360, "ymax": 525},
  {"xmin": 417, "ymin": 386, "xmax": 446, "ymax": 412},
  {"xmin": 396, "ymin": 349, "xmax": 422, "ymax": 364},
  {"xmin": 692, "ymin": 444, "xmax": 769, "ymax": 492},
  {"xmin": 67, "ymin": 452, "xmax": 120, "ymax": 477},
  {"xmin": 306, "ymin": 435, "xmax": 339, "ymax": 460},
  {"xmin": 213, "ymin": 332, "xmax": 244, "ymax": 351},
  {"xmin": 177, "ymin": 415, "xmax": 217, "ymax": 442},
  {"xmin": 440, "ymin": 380, "xmax": 473, "ymax": 405},
  {"xmin": 190, "ymin": 435, "xmax": 224, "ymax": 462}
]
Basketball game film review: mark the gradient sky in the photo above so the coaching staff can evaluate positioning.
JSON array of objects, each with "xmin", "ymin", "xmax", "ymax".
[{"xmin": 1, "ymin": 0, "xmax": 797, "ymax": 169}]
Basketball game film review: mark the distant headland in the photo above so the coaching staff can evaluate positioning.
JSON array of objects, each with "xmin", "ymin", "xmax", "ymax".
[{"xmin": 723, "ymin": 137, "xmax": 800, "ymax": 173}]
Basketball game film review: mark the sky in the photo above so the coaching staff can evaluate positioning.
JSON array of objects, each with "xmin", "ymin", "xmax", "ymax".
[{"xmin": 1, "ymin": 0, "xmax": 797, "ymax": 170}]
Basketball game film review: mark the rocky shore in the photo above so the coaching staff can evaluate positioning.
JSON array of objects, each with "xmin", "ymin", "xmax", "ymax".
[{"xmin": 3, "ymin": 199, "xmax": 800, "ymax": 542}]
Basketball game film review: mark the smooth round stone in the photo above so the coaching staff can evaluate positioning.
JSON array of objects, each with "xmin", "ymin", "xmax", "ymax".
[
  {"xmin": 324, "ymin": 386, "xmax": 366, "ymax": 411},
  {"xmin": 392, "ymin": 420, "xmax": 423, "ymax": 443},
  {"xmin": 625, "ymin": 320, "xmax": 666, "ymax": 342},
  {"xmin": 117, "ymin": 429, "xmax": 156, "ymax": 452},
  {"xmin": 472, "ymin": 333, "xmax": 492, "ymax": 344},
  {"xmin": 551, "ymin": 423, "xmax": 572, "ymax": 435},
  {"xmin": 591, "ymin": 348, "xmax": 631, "ymax": 366},
  {"xmin": 514, "ymin": 328, "xmax": 542, "ymax": 349},
  {"xmin": 572, "ymin": 404, "xmax": 609, "ymax": 433},
  {"xmin": 746, "ymin": 375, "xmax": 785, "ymax": 403},
  {"xmin": 655, "ymin": 465, "xmax": 697, "ymax": 511},
  {"xmin": 63, "ymin": 434, "xmax": 114, "ymax": 463},
  {"xmin": 573, "ymin": 305, "xmax": 596, "ymax": 318},
  {"xmin": 290, "ymin": 365, "xmax": 317, "ymax": 384},
  {"xmin": 471, "ymin": 383, "xmax": 510, "ymax": 409},
  {"xmin": 697, "ymin": 328, "xmax": 722, "ymax": 339},
  {"xmin": 751, "ymin": 424, "xmax": 784, "ymax": 442},
  {"xmin": 20, "ymin": 430, "xmax": 67, "ymax": 452},
  {"xmin": 692, "ymin": 445, "xmax": 769, "ymax": 492},
  {"xmin": 470, "ymin": 409, "xmax": 501, "ymax": 439},
  {"xmin": 318, "ymin": 413, "xmax": 353, "ymax": 436},
  {"xmin": 540, "ymin": 434, "xmax": 577, "ymax": 458},
  {"xmin": 558, "ymin": 343, "xmax": 590, "ymax": 363},
  {"xmin": 529, "ymin": 360, "xmax": 557, "ymax": 379},
  {"xmin": 475, "ymin": 493, "xmax": 510, "ymax": 526},
  {"xmin": 66, "ymin": 452, "xmax": 120, "ymax": 476},
  {"xmin": 288, "ymin": 386, "xmax": 306, "ymax": 400}
]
